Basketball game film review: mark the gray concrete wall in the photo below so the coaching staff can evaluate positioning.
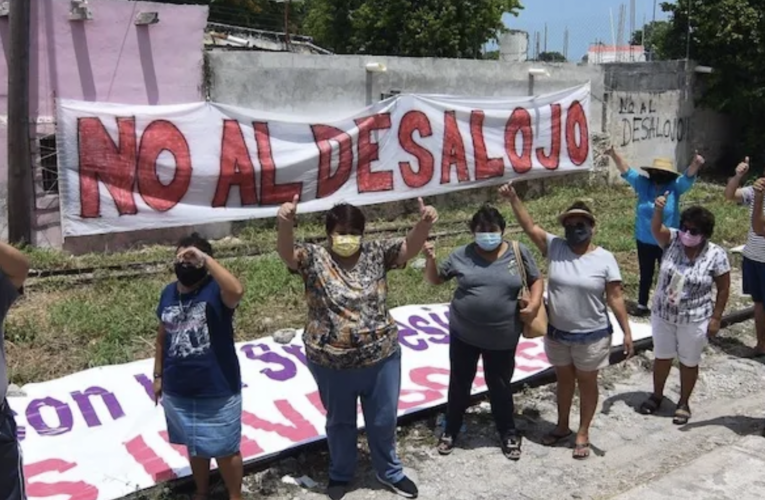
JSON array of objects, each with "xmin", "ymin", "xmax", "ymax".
[{"xmin": 207, "ymin": 53, "xmax": 606, "ymax": 133}]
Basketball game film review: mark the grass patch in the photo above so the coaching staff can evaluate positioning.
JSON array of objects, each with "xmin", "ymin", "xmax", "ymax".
[{"xmin": 5, "ymin": 182, "xmax": 750, "ymax": 385}]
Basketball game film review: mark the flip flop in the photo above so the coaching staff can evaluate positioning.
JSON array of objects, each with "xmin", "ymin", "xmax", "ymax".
[
  {"xmin": 541, "ymin": 430, "xmax": 573, "ymax": 446},
  {"xmin": 639, "ymin": 395, "xmax": 663, "ymax": 415},
  {"xmin": 573, "ymin": 442, "xmax": 591, "ymax": 460},
  {"xmin": 673, "ymin": 404, "xmax": 692, "ymax": 425}
]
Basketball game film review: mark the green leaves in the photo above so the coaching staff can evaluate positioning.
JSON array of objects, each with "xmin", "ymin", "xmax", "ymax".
[{"xmin": 302, "ymin": 0, "xmax": 522, "ymax": 58}]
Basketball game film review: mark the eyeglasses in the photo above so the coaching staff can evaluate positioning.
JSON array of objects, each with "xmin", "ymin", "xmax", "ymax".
[{"xmin": 680, "ymin": 226, "xmax": 701, "ymax": 236}]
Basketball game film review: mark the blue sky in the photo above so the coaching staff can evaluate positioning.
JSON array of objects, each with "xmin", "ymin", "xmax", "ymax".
[{"xmin": 500, "ymin": 0, "xmax": 671, "ymax": 60}]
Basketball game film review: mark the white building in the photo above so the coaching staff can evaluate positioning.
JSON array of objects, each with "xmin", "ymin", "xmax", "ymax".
[{"xmin": 587, "ymin": 44, "xmax": 646, "ymax": 64}]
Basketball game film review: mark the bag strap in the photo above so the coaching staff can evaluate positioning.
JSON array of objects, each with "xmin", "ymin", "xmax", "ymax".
[{"xmin": 511, "ymin": 240, "xmax": 528, "ymax": 290}]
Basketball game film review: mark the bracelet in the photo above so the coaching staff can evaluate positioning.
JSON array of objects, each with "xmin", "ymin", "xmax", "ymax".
[{"xmin": 153, "ymin": 373, "xmax": 162, "ymax": 379}]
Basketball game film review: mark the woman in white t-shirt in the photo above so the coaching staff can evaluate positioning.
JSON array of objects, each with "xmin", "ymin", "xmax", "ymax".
[
  {"xmin": 502, "ymin": 183, "xmax": 633, "ymax": 460},
  {"xmin": 639, "ymin": 195, "xmax": 731, "ymax": 425}
]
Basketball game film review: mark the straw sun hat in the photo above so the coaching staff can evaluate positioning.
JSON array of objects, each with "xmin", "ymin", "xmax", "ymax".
[
  {"xmin": 641, "ymin": 157, "xmax": 679, "ymax": 177},
  {"xmin": 557, "ymin": 205, "xmax": 597, "ymax": 226}
]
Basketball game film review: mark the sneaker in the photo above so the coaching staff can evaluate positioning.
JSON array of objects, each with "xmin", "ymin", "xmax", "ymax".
[
  {"xmin": 375, "ymin": 474, "xmax": 419, "ymax": 498},
  {"xmin": 326, "ymin": 479, "xmax": 349, "ymax": 500},
  {"xmin": 635, "ymin": 304, "xmax": 651, "ymax": 317}
]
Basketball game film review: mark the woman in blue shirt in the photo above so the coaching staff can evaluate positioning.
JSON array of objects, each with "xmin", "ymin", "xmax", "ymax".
[
  {"xmin": 153, "ymin": 233, "xmax": 245, "ymax": 500},
  {"xmin": 607, "ymin": 147, "xmax": 704, "ymax": 315}
]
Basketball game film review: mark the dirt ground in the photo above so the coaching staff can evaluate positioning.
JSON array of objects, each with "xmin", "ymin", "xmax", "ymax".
[{"xmin": 154, "ymin": 269, "xmax": 763, "ymax": 500}]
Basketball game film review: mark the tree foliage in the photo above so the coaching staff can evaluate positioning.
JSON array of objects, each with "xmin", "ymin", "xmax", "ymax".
[
  {"xmin": 629, "ymin": 20, "xmax": 673, "ymax": 60},
  {"xmin": 538, "ymin": 51, "xmax": 566, "ymax": 62},
  {"xmin": 301, "ymin": 0, "xmax": 523, "ymax": 57},
  {"xmin": 658, "ymin": 0, "xmax": 765, "ymax": 160}
]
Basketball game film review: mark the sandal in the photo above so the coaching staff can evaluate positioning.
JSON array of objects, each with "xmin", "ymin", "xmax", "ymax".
[
  {"xmin": 437, "ymin": 434, "xmax": 455, "ymax": 455},
  {"xmin": 639, "ymin": 395, "xmax": 663, "ymax": 415},
  {"xmin": 573, "ymin": 442, "xmax": 591, "ymax": 460},
  {"xmin": 501, "ymin": 435, "xmax": 522, "ymax": 461},
  {"xmin": 673, "ymin": 404, "xmax": 692, "ymax": 425},
  {"xmin": 541, "ymin": 430, "xmax": 573, "ymax": 446}
]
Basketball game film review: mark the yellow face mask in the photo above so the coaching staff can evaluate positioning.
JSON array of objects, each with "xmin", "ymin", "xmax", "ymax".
[{"xmin": 332, "ymin": 234, "xmax": 362, "ymax": 257}]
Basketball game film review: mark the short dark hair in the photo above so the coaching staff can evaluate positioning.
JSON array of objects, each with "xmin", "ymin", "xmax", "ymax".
[
  {"xmin": 325, "ymin": 203, "xmax": 366, "ymax": 235},
  {"xmin": 176, "ymin": 232, "xmax": 214, "ymax": 257},
  {"xmin": 680, "ymin": 206, "xmax": 715, "ymax": 238},
  {"xmin": 469, "ymin": 204, "xmax": 506, "ymax": 233}
]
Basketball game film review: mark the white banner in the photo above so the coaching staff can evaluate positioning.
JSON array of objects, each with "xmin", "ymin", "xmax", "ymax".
[
  {"xmin": 10, "ymin": 303, "xmax": 650, "ymax": 500},
  {"xmin": 57, "ymin": 84, "xmax": 593, "ymax": 237}
]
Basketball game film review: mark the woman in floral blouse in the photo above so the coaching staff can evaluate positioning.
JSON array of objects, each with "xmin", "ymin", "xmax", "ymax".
[{"xmin": 277, "ymin": 195, "xmax": 437, "ymax": 500}]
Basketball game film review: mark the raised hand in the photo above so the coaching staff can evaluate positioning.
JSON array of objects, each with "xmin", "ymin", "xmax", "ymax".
[
  {"xmin": 422, "ymin": 241, "xmax": 436, "ymax": 260},
  {"xmin": 692, "ymin": 150, "xmax": 706, "ymax": 167},
  {"xmin": 655, "ymin": 191, "xmax": 669, "ymax": 211},
  {"xmin": 736, "ymin": 157, "xmax": 751, "ymax": 177},
  {"xmin": 498, "ymin": 181, "xmax": 517, "ymax": 199},
  {"xmin": 604, "ymin": 145, "xmax": 616, "ymax": 158},
  {"xmin": 418, "ymin": 197, "xmax": 439, "ymax": 225},
  {"xmin": 278, "ymin": 194, "xmax": 299, "ymax": 223},
  {"xmin": 176, "ymin": 246, "xmax": 208, "ymax": 268}
]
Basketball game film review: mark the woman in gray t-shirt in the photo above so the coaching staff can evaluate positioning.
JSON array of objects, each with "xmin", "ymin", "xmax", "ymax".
[
  {"xmin": 502, "ymin": 183, "xmax": 634, "ymax": 460},
  {"xmin": 424, "ymin": 205, "xmax": 543, "ymax": 461}
]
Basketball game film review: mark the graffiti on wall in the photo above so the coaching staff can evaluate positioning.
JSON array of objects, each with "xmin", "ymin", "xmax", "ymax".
[{"xmin": 618, "ymin": 95, "xmax": 689, "ymax": 147}]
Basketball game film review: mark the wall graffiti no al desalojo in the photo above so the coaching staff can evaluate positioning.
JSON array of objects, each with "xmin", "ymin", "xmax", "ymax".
[{"xmin": 618, "ymin": 95, "xmax": 689, "ymax": 147}]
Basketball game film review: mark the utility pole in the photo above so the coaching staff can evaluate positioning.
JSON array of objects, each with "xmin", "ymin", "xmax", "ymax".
[
  {"xmin": 283, "ymin": 0, "xmax": 291, "ymax": 48},
  {"xmin": 7, "ymin": 0, "xmax": 33, "ymax": 245}
]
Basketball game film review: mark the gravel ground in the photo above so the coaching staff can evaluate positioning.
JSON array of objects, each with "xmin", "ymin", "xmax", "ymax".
[{"xmin": 155, "ymin": 269, "xmax": 765, "ymax": 500}]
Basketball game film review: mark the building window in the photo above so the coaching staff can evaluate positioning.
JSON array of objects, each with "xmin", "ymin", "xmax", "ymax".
[{"xmin": 39, "ymin": 134, "xmax": 58, "ymax": 194}]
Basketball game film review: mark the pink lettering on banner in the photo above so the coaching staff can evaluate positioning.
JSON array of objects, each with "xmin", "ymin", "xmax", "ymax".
[
  {"xmin": 24, "ymin": 459, "xmax": 99, "ymax": 500},
  {"xmin": 306, "ymin": 390, "xmax": 327, "ymax": 416},
  {"xmin": 515, "ymin": 340, "xmax": 550, "ymax": 373},
  {"xmin": 242, "ymin": 399, "xmax": 318, "ymax": 443},
  {"xmin": 124, "ymin": 435, "xmax": 177, "ymax": 482}
]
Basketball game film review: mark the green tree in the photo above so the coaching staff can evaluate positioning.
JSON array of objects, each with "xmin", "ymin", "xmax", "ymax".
[
  {"xmin": 658, "ymin": 0, "xmax": 765, "ymax": 161},
  {"xmin": 141, "ymin": 0, "xmax": 302, "ymax": 32},
  {"xmin": 302, "ymin": 0, "xmax": 523, "ymax": 57},
  {"xmin": 629, "ymin": 20, "xmax": 673, "ymax": 60},
  {"xmin": 538, "ymin": 51, "xmax": 566, "ymax": 62}
]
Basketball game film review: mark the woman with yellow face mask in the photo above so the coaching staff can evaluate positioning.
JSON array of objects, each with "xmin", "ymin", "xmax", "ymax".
[{"xmin": 276, "ymin": 196, "xmax": 438, "ymax": 500}]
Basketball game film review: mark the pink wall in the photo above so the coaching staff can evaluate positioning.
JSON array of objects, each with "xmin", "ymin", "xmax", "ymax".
[{"xmin": 0, "ymin": 0, "xmax": 209, "ymax": 249}]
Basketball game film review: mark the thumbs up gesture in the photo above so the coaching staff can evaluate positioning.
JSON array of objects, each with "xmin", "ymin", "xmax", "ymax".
[
  {"xmin": 655, "ymin": 191, "xmax": 669, "ymax": 211},
  {"xmin": 418, "ymin": 197, "xmax": 439, "ymax": 225},
  {"xmin": 736, "ymin": 157, "xmax": 750, "ymax": 177},
  {"xmin": 278, "ymin": 194, "xmax": 299, "ymax": 223}
]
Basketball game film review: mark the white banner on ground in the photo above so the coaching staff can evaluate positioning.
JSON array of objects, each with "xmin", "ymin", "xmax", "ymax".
[
  {"xmin": 10, "ymin": 303, "xmax": 650, "ymax": 500},
  {"xmin": 57, "ymin": 84, "xmax": 592, "ymax": 237}
]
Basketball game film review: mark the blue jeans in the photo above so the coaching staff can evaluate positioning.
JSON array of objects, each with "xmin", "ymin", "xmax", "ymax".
[{"xmin": 308, "ymin": 350, "xmax": 404, "ymax": 483}]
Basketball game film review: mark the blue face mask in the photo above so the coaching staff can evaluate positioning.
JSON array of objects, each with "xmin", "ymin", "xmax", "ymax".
[{"xmin": 475, "ymin": 232, "xmax": 503, "ymax": 251}]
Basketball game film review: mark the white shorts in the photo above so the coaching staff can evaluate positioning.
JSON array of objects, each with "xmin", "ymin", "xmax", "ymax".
[{"xmin": 651, "ymin": 315, "xmax": 710, "ymax": 367}]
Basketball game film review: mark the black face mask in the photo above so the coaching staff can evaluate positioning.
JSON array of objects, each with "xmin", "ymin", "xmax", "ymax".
[
  {"xmin": 174, "ymin": 263, "xmax": 208, "ymax": 288},
  {"xmin": 565, "ymin": 224, "xmax": 593, "ymax": 247},
  {"xmin": 649, "ymin": 172, "xmax": 677, "ymax": 186}
]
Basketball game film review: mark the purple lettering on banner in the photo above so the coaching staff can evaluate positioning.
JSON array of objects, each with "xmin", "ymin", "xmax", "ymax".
[
  {"xmin": 396, "ymin": 321, "xmax": 428, "ymax": 351},
  {"xmin": 11, "ymin": 407, "xmax": 26, "ymax": 442},
  {"xmin": 281, "ymin": 344, "xmax": 308, "ymax": 367},
  {"xmin": 26, "ymin": 397, "xmax": 74, "ymax": 437},
  {"xmin": 428, "ymin": 311, "xmax": 450, "ymax": 332},
  {"xmin": 408, "ymin": 315, "xmax": 449, "ymax": 344},
  {"xmin": 240, "ymin": 344, "xmax": 297, "ymax": 382},
  {"xmin": 70, "ymin": 387, "xmax": 126, "ymax": 427},
  {"xmin": 134, "ymin": 374, "xmax": 155, "ymax": 402}
]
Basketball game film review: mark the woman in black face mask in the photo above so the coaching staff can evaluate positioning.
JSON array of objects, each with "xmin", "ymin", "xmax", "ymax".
[
  {"xmin": 502, "ymin": 184, "xmax": 633, "ymax": 460},
  {"xmin": 152, "ymin": 233, "xmax": 246, "ymax": 500},
  {"xmin": 607, "ymin": 147, "xmax": 704, "ymax": 316}
]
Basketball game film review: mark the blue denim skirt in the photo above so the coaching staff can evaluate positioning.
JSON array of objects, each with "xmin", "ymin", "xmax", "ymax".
[{"xmin": 163, "ymin": 393, "xmax": 242, "ymax": 458}]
